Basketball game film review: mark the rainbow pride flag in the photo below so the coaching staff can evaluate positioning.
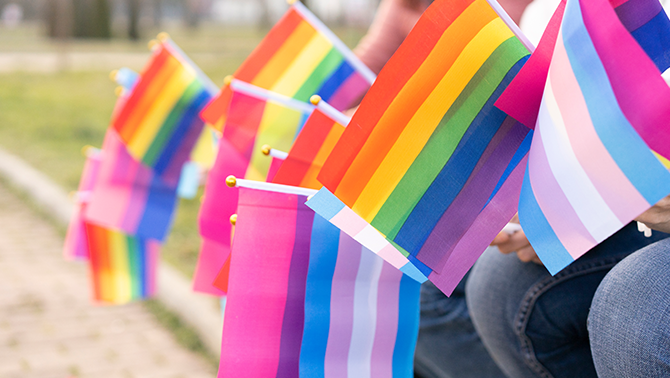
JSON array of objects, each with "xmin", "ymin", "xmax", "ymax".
[
  {"xmin": 85, "ymin": 222, "xmax": 159, "ymax": 304},
  {"xmin": 219, "ymin": 187, "xmax": 420, "ymax": 377},
  {"xmin": 271, "ymin": 108, "xmax": 345, "ymax": 189},
  {"xmin": 300, "ymin": 215, "xmax": 420, "ymax": 378},
  {"xmin": 85, "ymin": 130, "xmax": 178, "ymax": 241},
  {"xmin": 111, "ymin": 37, "xmax": 217, "ymax": 184},
  {"xmin": 200, "ymin": 1, "xmax": 375, "ymax": 131},
  {"xmin": 312, "ymin": 0, "xmax": 531, "ymax": 294},
  {"xmin": 496, "ymin": 0, "xmax": 670, "ymax": 129},
  {"xmin": 516, "ymin": 0, "xmax": 670, "ymax": 274},
  {"xmin": 64, "ymin": 148, "xmax": 102, "ymax": 260}
]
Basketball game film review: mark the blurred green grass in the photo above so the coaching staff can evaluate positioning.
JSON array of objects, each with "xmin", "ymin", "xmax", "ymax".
[{"xmin": 0, "ymin": 22, "xmax": 364, "ymax": 279}]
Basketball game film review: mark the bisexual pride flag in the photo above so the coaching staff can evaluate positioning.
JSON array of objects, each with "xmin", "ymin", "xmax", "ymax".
[
  {"xmin": 200, "ymin": 0, "xmax": 375, "ymax": 131},
  {"xmin": 515, "ymin": 0, "xmax": 670, "ymax": 274},
  {"xmin": 310, "ymin": 0, "xmax": 532, "ymax": 294},
  {"xmin": 194, "ymin": 82, "xmax": 313, "ymax": 295}
]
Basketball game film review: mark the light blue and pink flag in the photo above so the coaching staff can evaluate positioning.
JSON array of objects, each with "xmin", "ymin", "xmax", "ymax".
[
  {"xmin": 300, "ymin": 215, "xmax": 421, "ymax": 378},
  {"xmin": 515, "ymin": 0, "xmax": 670, "ymax": 274}
]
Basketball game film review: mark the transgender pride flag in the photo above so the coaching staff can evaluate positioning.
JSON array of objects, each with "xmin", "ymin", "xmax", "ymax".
[{"xmin": 519, "ymin": 0, "xmax": 670, "ymax": 274}]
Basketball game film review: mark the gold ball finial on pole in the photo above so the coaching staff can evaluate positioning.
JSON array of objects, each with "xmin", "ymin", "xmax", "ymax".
[
  {"xmin": 230, "ymin": 214, "xmax": 238, "ymax": 226},
  {"xmin": 287, "ymin": 0, "xmax": 298, "ymax": 4},
  {"xmin": 261, "ymin": 145, "xmax": 272, "ymax": 156},
  {"xmin": 148, "ymin": 39, "xmax": 159, "ymax": 50},
  {"xmin": 223, "ymin": 75, "xmax": 234, "ymax": 87},
  {"xmin": 114, "ymin": 86, "xmax": 124, "ymax": 97},
  {"xmin": 81, "ymin": 145, "xmax": 94, "ymax": 157},
  {"xmin": 225, "ymin": 175, "xmax": 237, "ymax": 188},
  {"xmin": 157, "ymin": 32, "xmax": 170, "ymax": 42},
  {"xmin": 109, "ymin": 69, "xmax": 119, "ymax": 82},
  {"xmin": 310, "ymin": 95, "xmax": 322, "ymax": 106}
]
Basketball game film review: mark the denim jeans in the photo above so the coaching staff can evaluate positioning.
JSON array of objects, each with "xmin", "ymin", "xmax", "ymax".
[
  {"xmin": 465, "ymin": 223, "xmax": 667, "ymax": 378},
  {"xmin": 414, "ymin": 274, "xmax": 506, "ymax": 378},
  {"xmin": 588, "ymin": 238, "xmax": 670, "ymax": 378}
]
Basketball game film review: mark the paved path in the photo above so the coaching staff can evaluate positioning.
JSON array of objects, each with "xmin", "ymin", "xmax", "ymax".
[{"xmin": 0, "ymin": 183, "xmax": 216, "ymax": 378}]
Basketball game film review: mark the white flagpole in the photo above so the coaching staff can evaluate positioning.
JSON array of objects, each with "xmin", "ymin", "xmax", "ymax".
[
  {"xmin": 310, "ymin": 95, "xmax": 352, "ymax": 126},
  {"xmin": 225, "ymin": 175, "xmax": 318, "ymax": 197},
  {"xmin": 485, "ymin": 0, "xmax": 536, "ymax": 52},
  {"xmin": 228, "ymin": 77, "xmax": 315, "ymax": 114}
]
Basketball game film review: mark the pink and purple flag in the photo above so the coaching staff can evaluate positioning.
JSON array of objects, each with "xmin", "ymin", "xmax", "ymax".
[
  {"xmin": 194, "ymin": 85, "xmax": 312, "ymax": 295},
  {"xmin": 64, "ymin": 148, "xmax": 102, "ymax": 260},
  {"xmin": 85, "ymin": 130, "xmax": 178, "ymax": 242}
]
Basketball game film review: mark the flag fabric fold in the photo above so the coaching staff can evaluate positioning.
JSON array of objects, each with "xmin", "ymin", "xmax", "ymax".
[{"xmin": 495, "ymin": 0, "xmax": 670, "ymax": 129}]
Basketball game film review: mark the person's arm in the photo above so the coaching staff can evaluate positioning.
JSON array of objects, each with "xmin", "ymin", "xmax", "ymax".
[{"xmin": 353, "ymin": 0, "xmax": 422, "ymax": 75}]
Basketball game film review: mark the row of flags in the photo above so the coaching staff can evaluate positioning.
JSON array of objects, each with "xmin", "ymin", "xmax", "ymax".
[{"xmin": 64, "ymin": 0, "xmax": 670, "ymax": 375}]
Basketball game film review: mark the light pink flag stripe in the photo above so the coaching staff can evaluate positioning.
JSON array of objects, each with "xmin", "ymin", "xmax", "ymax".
[
  {"xmin": 218, "ymin": 192, "xmax": 297, "ymax": 378},
  {"xmin": 581, "ymin": 0, "xmax": 670, "ymax": 160},
  {"xmin": 370, "ymin": 261, "xmax": 401, "ymax": 378},
  {"xmin": 551, "ymin": 32, "xmax": 649, "ymax": 223},
  {"xmin": 327, "ymin": 72, "xmax": 369, "ymax": 111},
  {"xmin": 85, "ymin": 132, "xmax": 131, "ymax": 227},
  {"xmin": 324, "ymin": 232, "xmax": 361, "ymax": 378},
  {"xmin": 146, "ymin": 240, "xmax": 160, "ymax": 296},
  {"xmin": 430, "ymin": 157, "xmax": 528, "ymax": 295},
  {"xmin": 330, "ymin": 207, "xmax": 369, "ymax": 236},
  {"xmin": 529, "ymin": 117, "xmax": 597, "ymax": 258}
]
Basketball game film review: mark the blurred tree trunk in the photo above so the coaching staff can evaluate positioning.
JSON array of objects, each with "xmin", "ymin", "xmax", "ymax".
[
  {"xmin": 258, "ymin": 0, "xmax": 271, "ymax": 27},
  {"xmin": 183, "ymin": 0, "xmax": 200, "ymax": 28},
  {"xmin": 152, "ymin": 0, "xmax": 162, "ymax": 27},
  {"xmin": 128, "ymin": 0, "xmax": 141, "ymax": 40},
  {"xmin": 46, "ymin": 0, "xmax": 74, "ymax": 39},
  {"xmin": 72, "ymin": 0, "xmax": 111, "ymax": 39}
]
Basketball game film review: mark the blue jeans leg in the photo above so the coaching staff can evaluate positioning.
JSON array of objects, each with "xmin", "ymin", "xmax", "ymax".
[
  {"xmin": 588, "ymin": 238, "xmax": 670, "ymax": 378},
  {"xmin": 466, "ymin": 223, "xmax": 667, "ymax": 378},
  {"xmin": 414, "ymin": 272, "xmax": 506, "ymax": 378}
]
